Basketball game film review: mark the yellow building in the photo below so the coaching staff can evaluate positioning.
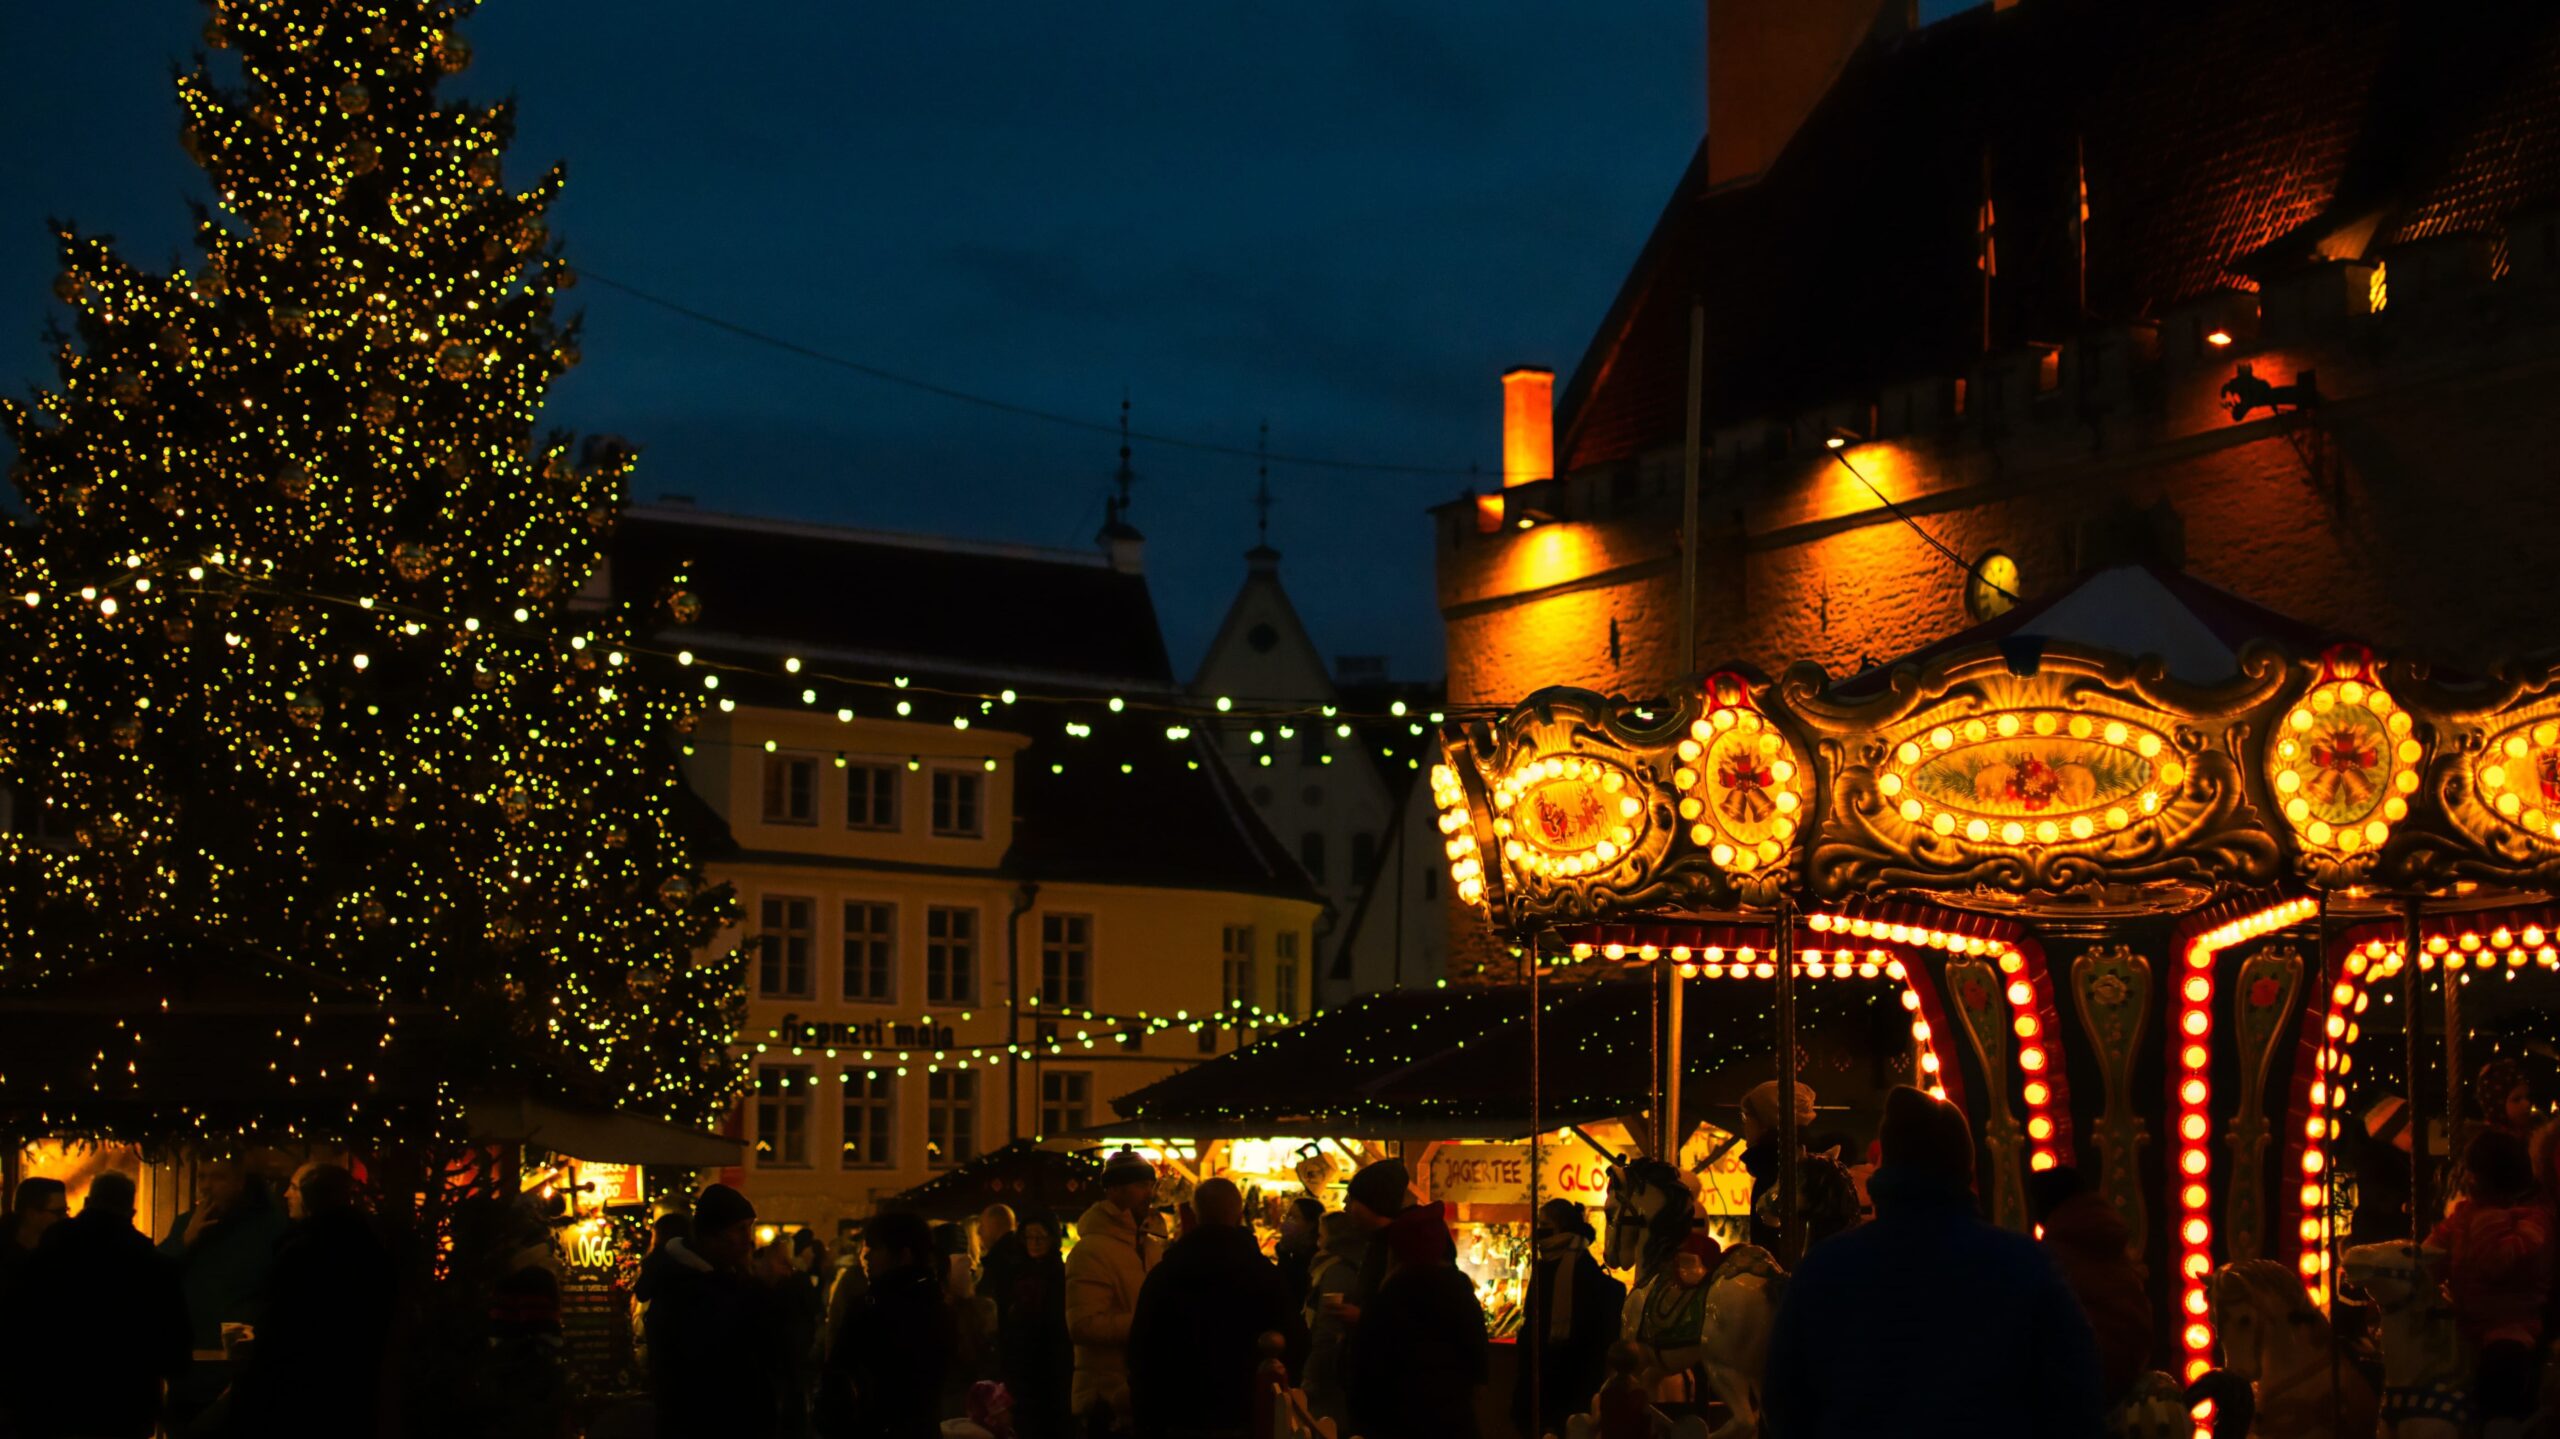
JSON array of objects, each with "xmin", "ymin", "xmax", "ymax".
[{"xmin": 612, "ymin": 504, "xmax": 1323, "ymax": 1238}]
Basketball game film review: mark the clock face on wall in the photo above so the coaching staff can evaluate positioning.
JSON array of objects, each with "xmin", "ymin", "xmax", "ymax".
[{"xmin": 1968, "ymin": 551, "xmax": 2019, "ymax": 622}]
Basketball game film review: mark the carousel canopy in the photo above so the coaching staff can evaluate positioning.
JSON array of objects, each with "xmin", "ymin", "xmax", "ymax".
[{"xmin": 1430, "ymin": 565, "xmax": 2560, "ymax": 926}]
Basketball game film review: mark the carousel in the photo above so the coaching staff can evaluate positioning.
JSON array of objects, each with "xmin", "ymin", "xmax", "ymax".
[{"xmin": 1428, "ymin": 570, "xmax": 2560, "ymax": 1437}]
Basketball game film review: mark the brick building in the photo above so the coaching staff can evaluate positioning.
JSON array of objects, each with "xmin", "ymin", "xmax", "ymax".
[{"xmin": 1438, "ymin": 0, "xmax": 2560, "ymax": 719}]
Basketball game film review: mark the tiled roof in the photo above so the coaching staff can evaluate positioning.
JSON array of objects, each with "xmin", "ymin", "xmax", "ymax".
[
  {"xmin": 608, "ymin": 505, "xmax": 1316, "ymax": 904},
  {"xmin": 612, "ymin": 506, "xmax": 1172, "ymax": 691},
  {"xmin": 1562, "ymin": 0, "xmax": 2560, "ymax": 470}
]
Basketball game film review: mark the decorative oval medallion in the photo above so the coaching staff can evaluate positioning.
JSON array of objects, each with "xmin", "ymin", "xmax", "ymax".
[
  {"xmin": 1880, "ymin": 711, "xmax": 2182, "ymax": 847},
  {"xmin": 2474, "ymin": 717, "xmax": 2560, "ymax": 842},
  {"xmin": 2268, "ymin": 663, "xmax": 2420, "ymax": 855},
  {"xmin": 1674, "ymin": 695, "xmax": 1807, "ymax": 873},
  {"xmin": 1491, "ymin": 754, "xmax": 1650, "ymax": 881}
]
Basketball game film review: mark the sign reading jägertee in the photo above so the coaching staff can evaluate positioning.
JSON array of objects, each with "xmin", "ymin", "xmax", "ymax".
[{"xmin": 1426, "ymin": 1143, "xmax": 1612, "ymax": 1208}]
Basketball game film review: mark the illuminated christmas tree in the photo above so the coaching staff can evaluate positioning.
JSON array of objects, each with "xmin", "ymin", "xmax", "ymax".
[{"xmin": 0, "ymin": 0, "xmax": 743, "ymax": 1127}]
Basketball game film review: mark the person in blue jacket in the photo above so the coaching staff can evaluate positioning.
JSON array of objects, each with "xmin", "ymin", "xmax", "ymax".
[{"xmin": 1763, "ymin": 1086, "xmax": 2105, "ymax": 1439}]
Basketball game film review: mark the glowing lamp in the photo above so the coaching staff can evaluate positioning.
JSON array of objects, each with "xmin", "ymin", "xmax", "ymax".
[{"xmin": 2205, "ymin": 329, "xmax": 2233, "ymax": 347}]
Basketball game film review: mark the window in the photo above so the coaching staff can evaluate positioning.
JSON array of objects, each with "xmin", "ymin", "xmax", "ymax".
[
  {"xmin": 1300, "ymin": 833, "xmax": 1326, "ymax": 886},
  {"xmin": 927, "ymin": 906, "xmax": 979, "ymax": 1006},
  {"xmin": 841, "ymin": 1071, "xmax": 894, "ymax": 1168},
  {"xmin": 1274, "ymin": 931, "xmax": 1300, "ymax": 1017},
  {"xmin": 841, "ymin": 901, "xmax": 895, "ymax": 1004},
  {"xmin": 1221, "ymin": 925, "xmax": 1255, "ymax": 1009},
  {"xmin": 761, "ymin": 754, "xmax": 817, "ymax": 825},
  {"xmin": 753, "ymin": 1065, "xmax": 812, "ymax": 1167},
  {"xmin": 844, "ymin": 763, "xmax": 900, "ymax": 831},
  {"xmin": 757, "ymin": 895, "xmax": 816, "ymax": 998},
  {"xmin": 932, "ymin": 770, "xmax": 984, "ymax": 838},
  {"xmin": 927, "ymin": 1070, "xmax": 978, "ymax": 1167},
  {"xmin": 1042, "ymin": 913, "xmax": 1093, "ymax": 1009},
  {"xmin": 1351, "ymin": 831, "xmax": 1377, "ymax": 883},
  {"xmin": 1041, "ymin": 1071, "xmax": 1092, "ymax": 1136}
]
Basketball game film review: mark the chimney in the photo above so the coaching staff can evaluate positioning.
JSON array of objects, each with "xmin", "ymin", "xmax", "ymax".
[
  {"xmin": 1501, "ymin": 368, "xmax": 1554, "ymax": 488},
  {"xmin": 1707, "ymin": 0, "xmax": 1913, "ymax": 189}
]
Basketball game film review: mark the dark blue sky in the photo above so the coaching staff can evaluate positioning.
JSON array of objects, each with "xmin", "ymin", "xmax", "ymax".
[{"xmin": 2, "ymin": 2, "xmax": 1967, "ymax": 681}]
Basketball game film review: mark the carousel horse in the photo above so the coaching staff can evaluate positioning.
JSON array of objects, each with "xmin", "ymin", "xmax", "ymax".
[
  {"xmin": 1699, "ymin": 1245, "xmax": 1785, "ymax": 1439},
  {"xmin": 2214, "ymin": 1259, "xmax": 2378, "ymax": 1439},
  {"xmin": 1604, "ymin": 1155, "xmax": 1701, "ymax": 1287},
  {"xmin": 2341, "ymin": 1240, "xmax": 2471, "ymax": 1439}
]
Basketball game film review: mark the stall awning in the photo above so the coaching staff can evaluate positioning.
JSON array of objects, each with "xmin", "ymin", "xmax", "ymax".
[
  {"xmin": 1110, "ymin": 977, "xmax": 1906, "ymax": 1140},
  {"xmin": 464, "ymin": 1094, "xmax": 742, "ymax": 1168},
  {"xmin": 880, "ymin": 1140, "xmax": 1106, "ymax": 1221}
]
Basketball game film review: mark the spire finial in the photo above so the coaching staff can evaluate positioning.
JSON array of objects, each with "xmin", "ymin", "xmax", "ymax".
[
  {"xmin": 1253, "ymin": 420, "xmax": 1273, "ymax": 549},
  {"xmin": 1114, "ymin": 389, "xmax": 1135, "ymax": 515}
]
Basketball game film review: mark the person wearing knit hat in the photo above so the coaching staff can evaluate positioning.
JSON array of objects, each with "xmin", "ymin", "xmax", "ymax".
[
  {"xmin": 1764, "ymin": 1087, "xmax": 2103, "ymax": 1439},
  {"xmin": 650, "ymin": 1184, "xmax": 784, "ymax": 1438},
  {"xmin": 1514, "ymin": 1200, "xmax": 1626, "ymax": 1439},
  {"xmin": 1740, "ymin": 1079, "xmax": 1859, "ymax": 1257},
  {"xmin": 1344, "ymin": 1202, "xmax": 1489, "ymax": 1438},
  {"xmin": 1064, "ymin": 1148, "xmax": 1165, "ymax": 1432},
  {"xmin": 1344, "ymin": 1157, "xmax": 1410, "ymax": 1220},
  {"xmin": 1315, "ymin": 1155, "xmax": 1413, "ymax": 1384}
]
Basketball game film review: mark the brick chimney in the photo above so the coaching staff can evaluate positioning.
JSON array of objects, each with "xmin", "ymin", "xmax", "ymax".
[
  {"xmin": 1708, "ymin": 0, "xmax": 1914, "ymax": 189},
  {"xmin": 1501, "ymin": 367, "xmax": 1554, "ymax": 488}
]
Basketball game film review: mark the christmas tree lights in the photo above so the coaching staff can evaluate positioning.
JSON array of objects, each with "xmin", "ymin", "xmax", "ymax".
[{"xmin": 0, "ymin": 0, "xmax": 744, "ymax": 1134}]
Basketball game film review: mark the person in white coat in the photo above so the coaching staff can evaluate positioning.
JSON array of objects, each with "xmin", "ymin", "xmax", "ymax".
[{"xmin": 1064, "ymin": 1150, "xmax": 1166, "ymax": 1435}]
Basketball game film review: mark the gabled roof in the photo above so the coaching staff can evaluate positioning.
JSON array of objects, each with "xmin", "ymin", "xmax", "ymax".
[
  {"xmin": 613, "ymin": 505, "xmax": 1172, "ymax": 691},
  {"xmin": 1563, "ymin": 0, "xmax": 2560, "ymax": 470}
]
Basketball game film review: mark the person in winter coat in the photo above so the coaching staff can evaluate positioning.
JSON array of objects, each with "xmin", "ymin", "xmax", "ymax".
[
  {"xmin": 2027, "ymin": 1167, "xmax": 2151, "ymax": 1410},
  {"xmin": 978, "ymin": 1204, "xmax": 1029, "ymax": 1329},
  {"xmin": 998, "ymin": 1210, "xmax": 1075, "ymax": 1439},
  {"xmin": 220, "ymin": 1163, "xmax": 399, "ymax": 1438},
  {"xmin": 1273, "ymin": 1198, "xmax": 1322, "ymax": 1309},
  {"xmin": 0, "ymin": 1172, "xmax": 189, "ymax": 1439},
  {"xmin": 1514, "ymin": 1199, "xmax": 1628, "ymax": 1437},
  {"xmin": 1066, "ymin": 1150, "xmax": 1168, "ymax": 1434},
  {"xmin": 1740, "ymin": 1081, "xmax": 1860, "ymax": 1257},
  {"xmin": 2426, "ymin": 1127, "xmax": 2554, "ymax": 1429},
  {"xmin": 1344, "ymin": 1201, "xmax": 1489, "ymax": 1439},
  {"xmin": 161, "ymin": 1157, "xmax": 290, "ymax": 1422},
  {"xmin": 1298, "ymin": 1210, "xmax": 1372, "ymax": 1431},
  {"xmin": 650, "ymin": 1183, "xmax": 786, "ymax": 1439},
  {"xmin": 1126, "ymin": 1179, "xmax": 1307, "ymax": 1439},
  {"xmin": 1763, "ymin": 1086, "xmax": 2104, "ymax": 1439},
  {"xmin": 820, "ymin": 1209, "xmax": 955, "ymax": 1439}
]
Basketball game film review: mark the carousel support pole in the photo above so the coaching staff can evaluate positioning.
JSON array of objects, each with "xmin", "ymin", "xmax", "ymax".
[
  {"xmin": 2403, "ymin": 896, "xmax": 2426, "ymax": 1236},
  {"xmin": 1678, "ymin": 297, "xmax": 1704, "ymax": 678},
  {"xmin": 2442, "ymin": 947, "xmax": 2462, "ymax": 1182},
  {"xmin": 1775, "ymin": 897, "xmax": 1801, "ymax": 1266},
  {"xmin": 1529, "ymin": 929, "xmax": 1546, "ymax": 1439},
  {"xmin": 1664, "ymin": 957, "xmax": 1686, "ymax": 1161},
  {"xmin": 1650, "ymin": 958, "xmax": 1663, "ymax": 1153}
]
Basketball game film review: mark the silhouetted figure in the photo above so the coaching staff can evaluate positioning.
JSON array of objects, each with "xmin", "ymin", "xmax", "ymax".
[
  {"xmin": 820, "ymin": 1209, "xmax": 955, "ymax": 1439},
  {"xmin": 1765, "ymin": 1087, "xmax": 2103, "ymax": 1439},
  {"xmin": 222, "ymin": 1162, "xmax": 398, "ymax": 1437},
  {"xmin": 1128, "ymin": 1178, "xmax": 1307, "ymax": 1439},
  {"xmin": 1343, "ymin": 1202, "xmax": 1489, "ymax": 1439},
  {"xmin": 651, "ymin": 1183, "xmax": 784, "ymax": 1439},
  {"xmin": 161, "ymin": 1156, "xmax": 288, "ymax": 1424},
  {"xmin": 1514, "ymin": 1198, "xmax": 1627, "ymax": 1438},
  {"xmin": 3, "ymin": 1172, "xmax": 190, "ymax": 1439},
  {"xmin": 997, "ymin": 1210, "xmax": 1074, "ymax": 1439}
]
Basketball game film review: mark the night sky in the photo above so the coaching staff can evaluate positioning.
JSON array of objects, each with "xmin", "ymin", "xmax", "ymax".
[{"xmin": 2, "ymin": 2, "xmax": 1968, "ymax": 682}]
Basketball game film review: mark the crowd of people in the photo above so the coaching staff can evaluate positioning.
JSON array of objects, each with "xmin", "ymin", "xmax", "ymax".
[
  {"xmin": 5, "ymin": 1067, "xmax": 2553, "ymax": 1439},
  {"xmin": 643, "ymin": 1149, "xmax": 1493, "ymax": 1439}
]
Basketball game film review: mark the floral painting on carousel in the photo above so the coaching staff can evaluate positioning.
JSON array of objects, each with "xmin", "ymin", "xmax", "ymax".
[
  {"xmin": 2475, "ymin": 718, "xmax": 2560, "ymax": 840},
  {"xmin": 2267, "ymin": 676, "xmax": 2419, "ymax": 855},
  {"xmin": 1880, "ymin": 711, "xmax": 2179, "ymax": 847},
  {"xmin": 1675, "ymin": 700, "xmax": 1807, "ymax": 873}
]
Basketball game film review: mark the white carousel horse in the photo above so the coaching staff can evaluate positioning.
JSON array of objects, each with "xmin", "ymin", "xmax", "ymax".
[
  {"xmin": 1699, "ymin": 1245, "xmax": 1785, "ymax": 1439},
  {"xmin": 2341, "ymin": 1240, "xmax": 2470, "ymax": 1439},
  {"xmin": 1604, "ymin": 1154, "xmax": 1703, "ymax": 1288},
  {"xmin": 2215, "ymin": 1259, "xmax": 2378, "ymax": 1439}
]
